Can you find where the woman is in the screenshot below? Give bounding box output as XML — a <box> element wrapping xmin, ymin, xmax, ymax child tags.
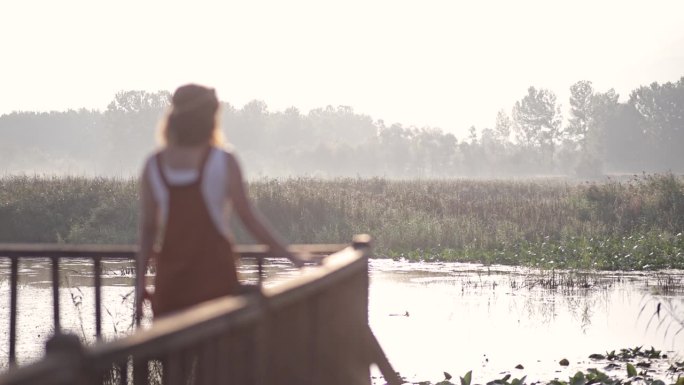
<box><xmin>135</xmin><ymin>84</ymin><xmax>303</xmax><ymax>319</ymax></box>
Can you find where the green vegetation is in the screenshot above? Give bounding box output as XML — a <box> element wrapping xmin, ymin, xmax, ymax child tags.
<box><xmin>1</xmin><ymin>174</ymin><xmax>683</xmax><ymax>270</ymax></box>
<box><xmin>0</xmin><ymin>176</ymin><xmax>138</xmax><ymax>244</ymax></box>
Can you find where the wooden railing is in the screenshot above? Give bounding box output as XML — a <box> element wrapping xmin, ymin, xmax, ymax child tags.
<box><xmin>0</xmin><ymin>242</ymin><xmax>344</xmax><ymax>366</ymax></box>
<box><xmin>0</xmin><ymin>236</ymin><xmax>401</xmax><ymax>385</ymax></box>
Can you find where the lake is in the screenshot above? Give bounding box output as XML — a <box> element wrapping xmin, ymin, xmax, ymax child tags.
<box><xmin>0</xmin><ymin>258</ymin><xmax>682</xmax><ymax>384</ymax></box>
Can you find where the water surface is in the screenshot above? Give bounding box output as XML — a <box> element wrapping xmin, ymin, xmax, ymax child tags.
<box><xmin>0</xmin><ymin>258</ymin><xmax>682</xmax><ymax>383</ymax></box>
<box><xmin>368</xmin><ymin>260</ymin><xmax>683</xmax><ymax>383</ymax></box>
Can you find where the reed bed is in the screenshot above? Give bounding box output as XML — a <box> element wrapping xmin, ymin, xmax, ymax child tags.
<box><xmin>1</xmin><ymin>174</ymin><xmax>683</xmax><ymax>270</ymax></box>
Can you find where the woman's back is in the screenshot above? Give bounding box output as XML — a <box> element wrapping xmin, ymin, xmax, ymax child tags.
<box><xmin>149</xmin><ymin>144</ymin><xmax>239</xmax><ymax>316</ymax></box>
<box><xmin>146</xmin><ymin>145</ymin><xmax>233</xmax><ymax>241</ymax></box>
<box><xmin>157</xmin><ymin>144</ymin><xmax>206</xmax><ymax>169</ymax></box>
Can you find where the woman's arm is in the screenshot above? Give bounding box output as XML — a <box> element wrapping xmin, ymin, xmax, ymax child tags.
<box><xmin>227</xmin><ymin>153</ymin><xmax>304</xmax><ymax>267</ymax></box>
<box><xmin>136</xmin><ymin>163</ymin><xmax>158</xmax><ymax>320</ymax></box>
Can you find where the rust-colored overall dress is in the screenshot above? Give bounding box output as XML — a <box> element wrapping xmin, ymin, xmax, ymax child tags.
<box><xmin>151</xmin><ymin>148</ymin><xmax>239</xmax><ymax>317</ymax></box>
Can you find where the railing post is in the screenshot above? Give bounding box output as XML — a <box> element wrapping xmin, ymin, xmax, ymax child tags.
<box><xmin>135</xmin><ymin>263</ymin><xmax>142</xmax><ymax>327</ymax></box>
<box><xmin>45</xmin><ymin>333</ymin><xmax>85</xmax><ymax>385</ymax></box>
<box><xmin>51</xmin><ymin>256</ymin><xmax>61</xmax><ymax>334</ymax></box>
<box><xmin>93</xmin><ymin>257</ymin><xmax>102</xmax><ymax>340</ymax></box>
<box><xmin>9</xmin><ymin>257</ymin><xmax>18</xmax><ymax>367</ymax></box>
<box><xmin>352</xmin><ymin>234</ymin><xmax>372</xmax><ymax>252</ymax></box>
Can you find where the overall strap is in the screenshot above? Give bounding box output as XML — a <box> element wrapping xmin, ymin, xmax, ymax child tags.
<box><xmin>155</xmin><ymin>151</ymin><xmax>170</xmax><ymax>188</ymax></box>
<box><xmin>196</xmin><ymin>146</ymin><xmax>213</xmax><ymax>184</ymax></box>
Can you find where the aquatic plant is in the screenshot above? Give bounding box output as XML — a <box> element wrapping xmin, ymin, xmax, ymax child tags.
<box><xmin>639</xmin><ymin>295</ymin><xmax>684</xmax><ymax>347</ymax></box>
<box><xmin>405</xmin><ymin>363</ymin><xmax>684</xmax><ymax>385</ymax></box>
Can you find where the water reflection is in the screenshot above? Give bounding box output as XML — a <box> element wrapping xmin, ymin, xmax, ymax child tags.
<box><xmin>0</xmin><ymin>258</ymin><xmax>682</xmax><ymax>383</ymax></box>
<box><xmin>367</xmin><ymin>260</ymin><xmax>683</xmax><ymax>383</ymax></box>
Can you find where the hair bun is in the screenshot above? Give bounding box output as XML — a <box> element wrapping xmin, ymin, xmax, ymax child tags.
<box><xmin>164</xmin><ymin>84</ymin><xmax>220</xmax><ymax>146</ymax></box>
<box><xmin>171</xmin><ymin>84</ymin><xmax>218</xmax><ymax>115</ymax></box>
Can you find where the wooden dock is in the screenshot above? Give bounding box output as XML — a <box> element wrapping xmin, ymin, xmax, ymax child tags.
<box><xmin>0</xmin><ymin>235</ymin><xmax>401</xmax><ymax>385</ymax></box>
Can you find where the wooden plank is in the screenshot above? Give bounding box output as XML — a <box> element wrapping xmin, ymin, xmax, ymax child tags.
<box><xmin>119</xmin><ymin>360</ymin><xmax>129</xmax><ymax>385</ymax></box>
<box><xmin>214</xmin><ymin>333</ymin><xmax>230</xmax><ymax>384</ymax></box>
<box><xmin>164</xmin><ymin>351</ymin><xmax>184</xmax><ymax>385</ymax></box>
<box><xmin>265</xmin><ymin>299</ymin><xmax>313</xmax><ymax>384</ymax></box>
<box><xmin>0</xmin><ymin>243</ymin><xmax>137</xmax><ymax>256</ymax></box>
<box><xmin>311</xmin><ymin>271</ymin><xmax>370</xmax><ymax>385</ymax></box>
<box><xmin>262</xmin><ymin>247</ymin><xmax>367</xmax><ymax>308</ymax></box>
<box><xmin>90</xmin><ymin>296</ymin><xmax>257</xmax><ymax>365</ymax></box>
<box><xmin>132</xmin><ymin>358</ymin><xmax>149</xmax><ymax>385</ymax></box>
<box><xmin>0</xmin><ymin>355</ymin><xmax>76</xmax><ymax>385</ymax></box>
<box><xmin>196</xmin><ymin>340</ymin><xmax>216</xmax><ymax>385</ymax></box>
<box><xmin>224</xmin><ymin>321</ymin><xmax>261</xmax><ymax>385</ymax></box>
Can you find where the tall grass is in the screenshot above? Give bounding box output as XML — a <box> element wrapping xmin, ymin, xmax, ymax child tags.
<box><xmin>1</xmin><ymin>174</ymin><xmax>683</xmax><ymax>270</ymax></box>
<box><xmin>0</xmin><ymin>176</ymin><xmax>137</xmax><ymax>243</ymax></box>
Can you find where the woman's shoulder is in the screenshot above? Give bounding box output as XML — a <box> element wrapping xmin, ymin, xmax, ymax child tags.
<box><xmin>213</xmin><ymin>143</ymin><xmax>235</xmax><ymax>155</ymax></box>
<box><xmin>141</xmin><ymin>151</ymin><xmax>161</xmax><ymax>175</ymax></box>
<box><xmin>211</xmin><ymin>145</ymin><xmax>238</xmax><ymax>163</ymax></box>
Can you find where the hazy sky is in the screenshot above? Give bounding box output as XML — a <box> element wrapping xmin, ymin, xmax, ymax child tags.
<box><xmin>1</xmin><ymin>0</ymin><xmax>683</xmax><ymax>137</ymax></box>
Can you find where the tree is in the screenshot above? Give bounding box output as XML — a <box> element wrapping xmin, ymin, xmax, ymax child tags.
<box><xmin>601</xmin><ymin>103</ymin><xmax>646</xmax><ymax>172</ymax></box>
<box><xmin>566</xmin><ymin>80</ymin><xmax>594</xmax><ymax>146</ymax></box>
<box><xmin>494</xmin><ymin>109</ymin><xmax>512</xmax><ymax>145</ymax></box>
<box><xmin>106</xmin><ymin>90</ymin><xmax>170</xmax><ymax>114</ymax></box>
<box><xmin>411</xmin><ymin>127</ymin><xmax>457</xmax><ymax>177</ymax></box>
<box><xmin>511</xmin><ymin>87</ymin><xmax>562</xmax><ymax>171</ymax></box>
<box><xmin>566</xmin><ymin>82</ymin><xmax>619</xmax><ymax>177</ymax></box>
<box><xmin>377</xmin><ymin>123</ymin><xmax>413</xmax><ymax>176</ymax></box>
<box><xmin>512</xmin><ymin>87</ymin><xmax>562</xmax><ymax>148</ymax></box>
<box><xmin>629</xmin><ymin>77</ymin><xmax>684</xmax><ymax>171</ymax></box>
<box><xmin>307</xmin><ymin>105</ymin><xmax>376</xmax><ymax>147</ymax></box>
<box><xmin>104</xmin><ymin>90</ymin><xmax>171</xmax><ymax>172</ymax></box>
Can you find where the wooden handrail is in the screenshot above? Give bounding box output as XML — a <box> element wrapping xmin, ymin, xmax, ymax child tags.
<box><xmin>0</xmin><ymin>243</ymin><xmax>347</xmax><ymax>259</ymax></box>
<box><xmin>0</xmin><ymin>242</ymin><xmax>346</xmax><ymax>363</ymax></box>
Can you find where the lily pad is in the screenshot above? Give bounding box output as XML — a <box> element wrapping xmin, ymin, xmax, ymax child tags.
<box><xmin>626</xmin><ymin>363</ymin><xmax>637</xmax><ymax>378</ymax></box>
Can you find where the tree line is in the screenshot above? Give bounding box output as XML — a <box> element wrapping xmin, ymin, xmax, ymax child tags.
<box><xmin>1</xmin><ymin>77</ymin><xmax>682</xmax><ymax>178</ymax></box>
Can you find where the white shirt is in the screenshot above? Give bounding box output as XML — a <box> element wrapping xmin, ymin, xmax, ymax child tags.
<box><xmin>144</xmin><ymin>147</ymin><xmax>233</xmax><ymax>240</ymax></box>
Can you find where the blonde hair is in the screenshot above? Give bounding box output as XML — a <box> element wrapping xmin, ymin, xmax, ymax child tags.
<box><xmin>159</xmin><ymin>84</ymin><xmax>224</xmax><ymax>147</ymax></box>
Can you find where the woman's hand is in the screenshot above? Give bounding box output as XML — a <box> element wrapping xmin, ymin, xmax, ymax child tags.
<box><xmin>287</xmin><ymin>252</ymin><xmax>306</xmax><ymax>268</ymax></box>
